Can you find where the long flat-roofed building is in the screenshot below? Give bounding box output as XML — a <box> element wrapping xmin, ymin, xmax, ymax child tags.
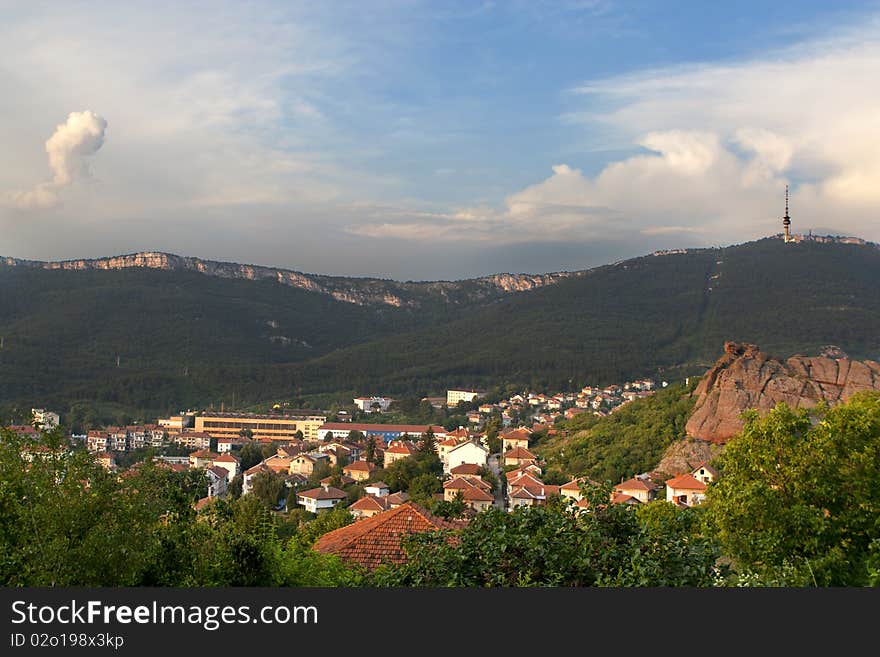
<box><xmin>194</xmin><ymin>411</ymin><xmax>327</xmax><ymax>442</ymax></box>
<box><xmin>317</xmin><ymin>422</ymin><xmax>447</xmax><ymax>444</ymax></box>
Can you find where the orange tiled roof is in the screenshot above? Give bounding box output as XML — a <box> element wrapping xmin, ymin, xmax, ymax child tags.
<box><xmin>449</xmin><ymin>463</ymin><xmax>482</xmax><ymax>476</ymax></box>
<box><xmin>349</xmin><ymin>495</ymin><xmax>389</xmax><ymax>513</ymax></box>
<box><xmin>314</xmin><ymin>502</ymin><xmax>465</xmax><ymax>570</ymax></box>
<box><xmin>298</xmin><ymin>486</ymin><xmax>348</xmax><ymax>500</ymax></box>
<box><xmin>344</xmin><ymin>460</ymin><xmax>377</xmax><ymax>472</ymax></box>
<box><xmin>615</xmin><ymin>477</ymin><xmax>660</xmax><ymax>492</ymax></box>
<box><xmin>504</xmin><ymin>446</ymin><xmax>537</xmax><ymax>460</ymax></box>
<box><xmin>665</xmin><ymin>473</ymin><xmax>707</xmax><ymax>491</ymax></box>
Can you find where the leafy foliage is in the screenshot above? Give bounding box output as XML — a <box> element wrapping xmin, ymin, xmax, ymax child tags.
<box><xmin>538</xmin><ymin>383</ymin><xmax>696</xmax><ymax>483</ymax></box>
<box><xmin>371</xmin><ymin>487</ymin><xmax>720</xmax><ymax>587</ymax></box>
<box><xmin>704</xmin><ymin>392</ymin><xmax>880</xmax><ymax>586</ymax></box>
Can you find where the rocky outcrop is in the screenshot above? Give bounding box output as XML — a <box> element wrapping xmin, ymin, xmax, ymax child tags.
<box><xmin>686</xmin><ymin>341</ymin><xmax>880</xmax><ymax>443</ymax></box>
<box><xmin>2</xmin><ymin>252</ymin><xmax>579</xmax><ymax>308</ymax></box>
<box><xmin>653</xmin><ymin>437</ymin><xmax>724</xmax><ymax>479</ymax></box>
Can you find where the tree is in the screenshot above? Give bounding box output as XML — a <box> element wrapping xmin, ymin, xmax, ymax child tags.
<box><xmin>704</xmin><ymin>393</ymin><xmax>880</xmax><ymax>586</ymax></box>
<box><xmin>364</xmin><ymin>436</ymin><xmax>378</xmax><ymax>464</ymax></box>
<box><xmin>251</xmin><ymin>470</ymin><xmax>285</xmax><ymax>509</ymax></box>
<box><xmin>418</xmin><ymin>427</ymin><xmax>436</xmax><ymax>456</ymax></box>
<box><xmin>371</xmin><ymin>487</ymin><xmax>718</xmax><ymax>587</ymax></box>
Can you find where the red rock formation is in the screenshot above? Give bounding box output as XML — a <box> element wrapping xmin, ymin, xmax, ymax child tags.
<box><xmin>686</xmin><ymin>342</ymin><xmax>880</xmax><ymax>443</ymax></box>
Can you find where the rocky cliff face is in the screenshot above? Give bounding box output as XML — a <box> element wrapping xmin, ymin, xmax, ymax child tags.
<box><xmin>2</xmin><ymin>252</ymin><xmax>579</xmax><ymax>308</ymax></box>
<box><xmin>685</xmin><ymin>341</ymin><xmax>880</xmax><ymax>443</ymax></box>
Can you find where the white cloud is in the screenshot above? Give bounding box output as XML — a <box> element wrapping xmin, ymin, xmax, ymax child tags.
<box><xmin>12</xmin><ymin>110</ymin><xmax>107</xmax><ymax>209</ymax></box>
<box><xmin>351</xmin><ymin>20</ymin><xmax>880</xmax><ymax>246</ymax></box>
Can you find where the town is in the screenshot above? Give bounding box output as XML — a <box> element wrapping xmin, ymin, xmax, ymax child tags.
<box><xmin>5</xmin><ymin>376</ymin><xmax>724</xmax><ymax>570</ymax></box>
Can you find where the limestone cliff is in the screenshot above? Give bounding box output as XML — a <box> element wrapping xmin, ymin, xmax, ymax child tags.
<box><xmin>1</xmin><ymin>252</ymin><xmax>580</xmax><ymax>308</ymax></box>
<box><xmin>685</xmin><ymin>341</ymin><xmax>880</xmax><ymax>443</ymax></box>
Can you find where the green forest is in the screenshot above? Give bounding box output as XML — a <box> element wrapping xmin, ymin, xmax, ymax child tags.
<box><xmin>3</xmin><ymin>391</ymin><xmax>879</xmax><ymax>587</ymax></box>
<box><xmin>2</xmin><ymin>238</ymin><xmax>880</xmax><ymax>423</ymax></box>
<box><xmin>537</xmin><ymin>382</ymin><xmax>697</xmax><ymax>484</ymax></box>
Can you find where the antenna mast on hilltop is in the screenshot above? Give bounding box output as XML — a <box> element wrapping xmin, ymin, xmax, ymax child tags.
<box><xmin>783</xmin><ymin>185</ymin><xmax>792</xmax><ymax>243</ymax></box>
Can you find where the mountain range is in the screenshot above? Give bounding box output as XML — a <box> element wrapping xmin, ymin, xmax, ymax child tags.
<box><xmin>2</xmin><ymin>235</ymin><xmax>879</xmax><ymax>420</ymax></box>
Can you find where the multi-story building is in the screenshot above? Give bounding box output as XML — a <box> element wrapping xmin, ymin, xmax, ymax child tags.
<box><xmin>194</xmin><ymin>411</ymin><xmax>327</xmax><ymax>442</ymax></box>
<box><xmin>353</xmin><ymin>397</ymin><xmax>394</xmax><ymax>413</ymax></box>
<box><xmin>317</xmin><ymin>423</ymin><xmax>446</xmax><ymax>443</ymax></box>
<box><xmin>446</xmin><ymin>389</ymin><xmax>485</xmax><ymax>407</ymax></box>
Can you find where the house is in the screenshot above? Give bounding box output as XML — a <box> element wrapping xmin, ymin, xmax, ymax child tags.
<box><xmin>383</xmin><ymin>440</ymin><xmax>419</xmax><ymax>467</ymax></box>
<box><xmin>443</xmin><ymin>477</ymin><xmax>494</xmax><ymax>512</ymax></box>
<box><xmin>449</xmin><ymin>462</ymin><xmax>485</xmax><ymax>483</ymax></box>
<box><xmin>86</xmin><ymin>430</ymin><xmax>109</xmax><ymax>452</ymax></box>
<box><xmin>320</xmin><ymin>474</ymin><xmax>357</xmax><ymax>487</ymax></box>
<box><xmin>349</xmin><ymin>495</ymin><xmax>389</xmax><ymax>519</ymax></box>
<box><xmin>296</xmin><ymin>484</ymin><xmax>348</xmax><ymax>513</ymax></box>
<box><xmin>343</xmin><ymin>459</ymin><xmax>377</xmax><ymax>482</ymax></box>
<box><xmin>665</xmin><ymin>473</ymin><xmax>708</xmax><ymax>507</ymax></box>
<box><xmin>189</xmin><ymin>449</ymin><xmax>218</xmax><ymax>469</ymax></box>
<box><xmin>216</xmin><ymin>437</ymin><xmax>235</xmax><ymax>453</ymax></box>
<box><xmin>691</xmin><ymin>462</ymin><xmax>718</xmax><ymax>484</ymax></box>
<box><xmin>507</xmin><ymin>470</ymin><xmax>558</xmax><ymax>510</ymax></box>
<box><xmin>610</xmin><ymin>492</ymin><xmax>642</xmax><ymax>505</ymax></box>
<box><xmin>444</xmin><ymin>439</ymin><xmax>489</xmax><ymax>474</ymax></box>
<box><xmin>467</xmin><ymin>411</ymin><xmax>482</xmax><ymax>424</ymax></box>
<box><xmin>364</xmin><ymin>481</ymin><xmax>390</xmax><ymax>497</ymax></box>
<box><xmin>503</xmin><ymin>445</ymin><xmax>538</xmax><ymax>468</ymax></box>
<box><xmin>436</xmin><ymin>436</ymin><xmax>463</xmax><ymax>465</ymax></box>
<box><xmin>313</xmin><ymin>502</ymin><xmax>465</xmax><ymax>570</ymax></box>
<box><xmin>205</xmin><ymin>466</ymin><xmax>229</xmax><ymax>498</ymax></box>
<box><xmin>263</xmin><ymin>453</ymin><xmax>293</xmax><ymax>474</ymax></box>
<box><xmin>614</xmin><ymin>476</ymin><xmax>660</xmax><ymax>504</ymax></box>
<box><xmin>385</xmin><ymin>491</ymin><xmax>410</xmax><ymax>508</ymax></box>
<box><xmin>212</xmin><ymin>453</ymin><xmax>241</xmax><ymax>481</ymax></box>
<box><xmin>560</xmin><ymin>477</ymin><xmax>594</xmax><ymax>502</ymax></box>
<box><xmin>501</xmin><ymin>428</ymin><xmax>531</xmax><ymax>453</ymax></box>
<box><xmin>289</xmin><ymin>452</ymin><xmax>327</xmax><ymax>476</ymax></box>
<box><xmin>242</xmin><ymin>463</ymin><xmax>270</xmax><ymax>495</ymax></box>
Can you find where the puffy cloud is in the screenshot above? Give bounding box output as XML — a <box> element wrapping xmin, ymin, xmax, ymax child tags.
<box><xmin>351</xmin><ymin>22</ymin><xmax>880</xmax><ymax>248</ymax></box>
<box><xmin>12</xmin><ymin>111</ymin><xmax>107</xmax><ymax>209</ymax></box>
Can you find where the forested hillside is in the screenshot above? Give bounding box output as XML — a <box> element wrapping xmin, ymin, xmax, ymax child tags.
<box><xmin>2</xmin><ymin>237</ymin><xmax>879</xmax><ymax>421</ymax></box>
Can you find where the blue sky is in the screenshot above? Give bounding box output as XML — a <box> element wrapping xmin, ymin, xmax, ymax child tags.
<box><xmin>2</xmin><ymin>1</ymin><xmax>880</xmax><ymax>279</ymax></box>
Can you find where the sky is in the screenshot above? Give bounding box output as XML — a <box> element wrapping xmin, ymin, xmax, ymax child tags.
<box><xmin>2</xmin><ymin>0</ymin><xmax>880</xmax><ymax>280</ymax></box>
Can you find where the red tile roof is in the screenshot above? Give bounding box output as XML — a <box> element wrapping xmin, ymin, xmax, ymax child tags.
<box><xmin>665</xmin><ymin>473</ymin><xmax>707</xmax><ymax>491</ymax></box>
<box><xmin>298</xmin><ymin>486</ymin><xmax>348</xmax><ymax>500</ymax></box>
<box><xmin>344</xmin><ymin>460</ymin><xmax>377</xmax><ymax>472</ymax></box>
<box><xmin>615</xmin><ymin>477</ymin><xmax>660</xmax><ymax>492</ymax></box>
<box><xmin>385</xmin><ymin>491</ymin><xmax>410</xmax><ymax>505</ymax></box>
<box><xmin>320</xmin><ymin>423</ymin><xmax>446</xmax><ymax>435</ymax></box>
<box><xmin>449</xmin><ymin>463</ymin><xmax>482</xmax><ymax>475</ymax></box>
<box><xmin>349</xmin><ymin>495</ymin><xmax>389</xmax><ymax>513</ymax></box>
<box><xmin>313</xmin><ymin>502</ymin><xmax>465</xmax><ymax>570</ymax></box>
<box><xmin>504</xmin><ymin>446</ymin><xmax>537</xmax><ymax>460</ymax></box>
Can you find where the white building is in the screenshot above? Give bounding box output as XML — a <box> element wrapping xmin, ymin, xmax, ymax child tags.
<box><xmin>353</xmin><ymin>397</ymin><xmax>394</xmax><ymax>413</ymax></box>
<box><xmin>446</xmin><ymin>389</ymin><xmax>484</xmax><ymax>407</ymax></box>
<box><xmin>297</xmin><ymin>485</ymin><xmax>348</xmax><ymax>513</ymax></box>
<box><xmin>205</xmin><ymin>466</ymin><xmax>229</xmax><ymax>498</ymax></box>
<box><xmin>212</xmin><ymin>453</ymin><xmax>240</xmax><ymax>482</ymax></box>
<box><xmin>444</xmin><ymin>439</ymin><xmax>489</xmax><ymax>474</ymax></box>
